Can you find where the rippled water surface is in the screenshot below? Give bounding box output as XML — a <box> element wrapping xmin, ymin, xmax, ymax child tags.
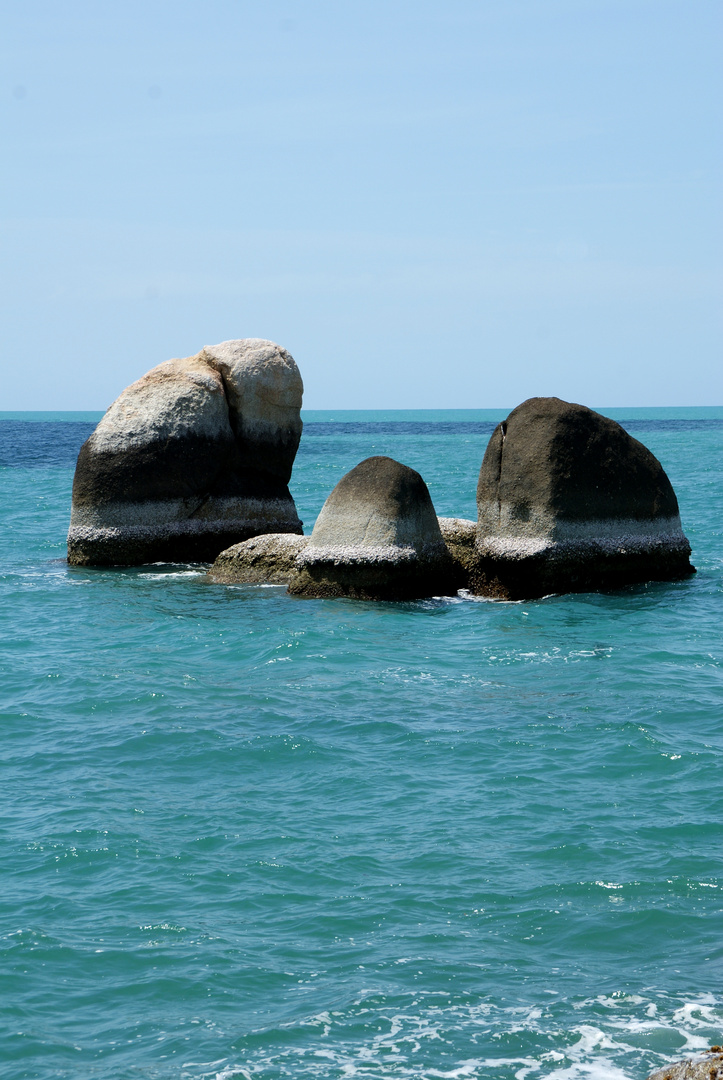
<box><xmin>1</xmin><ymin>409</ymin><xmax>722</xmax><ymax>1080</ymax></box>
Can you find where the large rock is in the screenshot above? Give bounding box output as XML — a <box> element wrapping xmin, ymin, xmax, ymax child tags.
<box><xmin>207</xmin><ymin>533</ymin><xmax>308</xmax><ymax>585</ymax></box>
<box><xmin>288</xmin><ymin>456</ymin><xmax>456</xmax><ymax>600</ymax></box>
<box><xmin>67</xmin><ymin>339</ymin><xmax>304</xmax><ymax>565</ymax></box>
<box><xmin>647</xmin><ymin>1052</ymin><xmax>723</xmax><ymax>1079</ymax></box>
<box><xmin>471</xmin><ymin>397</ymin><xmax>694</xmax><ymax>600</ymax></box>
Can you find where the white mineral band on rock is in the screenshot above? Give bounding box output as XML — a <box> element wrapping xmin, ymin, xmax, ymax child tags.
<box><xmin>299</xmin><ymin>540</ymin><xmax>448</xmax><ymax>565</ymax></box>
<box><xmin>551</xmin><ymin>513</ymin><xmax>685</xmax><ymax>543</ymax></box>
<box><xmin>69</xmin><ymin>497</ymin><xmax>299</xmax><ymax>529</ymax></box>
<box><xmin>477</xmin><ymin>504</ymin><xmax>686</xmax><ymax>542</ymax></box>
<box><xmin>69</xmin><ymin>517</ymin><xmax>299</xmax><ymax>545</ymax></box>
<box><xmin>477</xmin><ymin>519</ymin><xmax>691</xmax><ymax>560</ymax></box>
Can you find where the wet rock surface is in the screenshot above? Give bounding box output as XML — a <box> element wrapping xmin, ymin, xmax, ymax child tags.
<box><xmin>471</xmin><ymin>396</ymin><xmax>694</xmax><ymax>600</ymax></box>
<box><xmin>207</xmin><ymin>533</ymin><xmax>309</xmax><ymax>584</ymax></box>
<box><xmin>647</xmin><ymin>1052</ymin><xmax>723</xmax><ymax>1080</ymax></box>
<box><xmin>67</xmin><ymin>339</ymin><xmax>304</xmax><ymax>565</ymax></box>
<box><xmin>288</xmin><ymin>456</ymin><xmax>456</xmax><ymax>600</ymax></box>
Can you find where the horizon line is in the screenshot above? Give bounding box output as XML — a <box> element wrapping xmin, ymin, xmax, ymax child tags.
<box><xmin>2</xmin><ymin>404</ymin><xmax>723</xmax><ymax>416</ymax></box>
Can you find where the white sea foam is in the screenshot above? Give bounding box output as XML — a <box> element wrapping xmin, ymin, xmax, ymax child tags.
<box><xmin>137</xmin><ymin>569</ymin><xmax>206</xmax><ymax>579</ymax></box>
<box><xmin>200</xmin><ymin>992</ymin><xmax>723</xmax><ymax>1080</ymax></box>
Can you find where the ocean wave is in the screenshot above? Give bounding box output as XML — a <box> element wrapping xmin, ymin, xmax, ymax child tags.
<box><xmin>198</xmin><ymin>991</ymin><xmax>722</xmax><ymax>1080</ymax></box>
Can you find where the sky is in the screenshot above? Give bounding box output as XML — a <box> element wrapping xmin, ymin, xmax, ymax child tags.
<box><xmin>1</xmin><ymin>0</ymin><xmax>721</xmax><ymax>410</ymax></box>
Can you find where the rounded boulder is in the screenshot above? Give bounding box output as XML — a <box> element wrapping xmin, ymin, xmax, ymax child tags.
<box><xmin>472</xmin><ymin>396</ymin><xmax>694</xmax><ymax>599</ymax></box>
<box><xmin>288</xmin><ymin>456</ymin><xmax>456</xmax><ymax>600</ymax></box>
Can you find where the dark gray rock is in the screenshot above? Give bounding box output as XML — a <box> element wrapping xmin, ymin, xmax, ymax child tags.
<box><xmin>288</xmin><ymin>456</ymin><xmax>456</xmax><ymax>600</ymax></box>
<box><xmin>471</xmin><ymin>396</ymin><xmax>694</xmax><ymax>600</ymax></box>
<box><xmin>207</xmin><ymin>533</ymin><xmax>308</xmax><ymax>584</ymax></box>
<box><xmin>67</xmin><ymin>339</ymin><xmax>304</xmax><ymax>565</ymax></box>
<box><xmin>647</xmin><ymin>1052</ymin><xmax>723</xmax><ymax>1080</ymax></box>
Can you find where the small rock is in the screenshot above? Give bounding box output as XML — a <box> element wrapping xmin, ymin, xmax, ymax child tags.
<box><xmin>438</xmin><ymin>517</ymin><xmax>477</xmax><ymax>587</ymax></box>
<box><xmin>207</xmin><ymin>533</ymin><xmax>309</xmax><ymax>584</ymax></box>
<box><xmin>646</xmin><ymin>1051</ymin><xmax>723</xmax><ymax>1080</ymax></box>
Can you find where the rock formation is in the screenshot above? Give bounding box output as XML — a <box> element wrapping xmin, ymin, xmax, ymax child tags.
<box><xmin>646</xmin><ymin>1051</ymin><xmax>723</xmax><ymax>1080</ymax></box>
<box><xmin>471</xmin><ymin>396</ymin><xmax>694</xmax><ymax>600</ymax></box>
<box><xmin>67</xmin><ymin>339</ymin><xmax>304</xmax><ymax>565</ymax></box>
<box><xmin>208</xmin><ymin>518</ymin><xmax>476</xmax><ymax>590</ymax></box>
<box><xmin>288</xmin><ymin>456</ymin><xmax>456</xmax><ymax>600</ymax></box>
<box><xmin>207</xmin><ymin>533</ymin><xmax>308</xmax><ymax>585</ymax></box>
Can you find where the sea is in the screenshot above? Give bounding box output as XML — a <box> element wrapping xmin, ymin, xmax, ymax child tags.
<box><xmin>1</xmin><ymin>408</ymin><xmax>722</xmax><ymax>1080</ymax></box>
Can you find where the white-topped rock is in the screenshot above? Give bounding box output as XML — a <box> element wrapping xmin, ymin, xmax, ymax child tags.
<box><xmin>68</xmin><ymin>339</ymin><xmax>304</xmax><ymax>566</ymax></box>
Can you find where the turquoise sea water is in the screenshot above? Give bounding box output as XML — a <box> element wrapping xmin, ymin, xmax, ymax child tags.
<box><xmin>1</xmin><ymin>409</ymin><xmax>722</xmax><ymax>1080</ymax></box>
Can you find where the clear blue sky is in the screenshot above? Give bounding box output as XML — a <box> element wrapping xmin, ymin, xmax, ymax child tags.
<box><xmin>1</xmin><ymin>0</ymin><xmax>721</xmax><ymax>409</ymax></box>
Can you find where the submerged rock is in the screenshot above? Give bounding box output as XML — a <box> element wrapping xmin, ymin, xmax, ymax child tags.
<box><xmin>288</xmin><ymin>456</ymin><xmax>456</xmax><ymax>600</ymax></box>
<box><xmin>471</xmin><ymin>396</ymin><xmax>694</xmax><ymax>600</ymax></box>
<box><xmin>207</xmin><ymin>533</ymin><xmax>308</xmax><ymax>584</ymax></box>
<box><xmin>647</xmin><ymin>1051</ymin><xmax>723</xmax><ymax>1080</ymax></box>
<box><xmin>67</xmin><ymin>339</ymin><xmax>304</xmax><ymax>566</ymax></box>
